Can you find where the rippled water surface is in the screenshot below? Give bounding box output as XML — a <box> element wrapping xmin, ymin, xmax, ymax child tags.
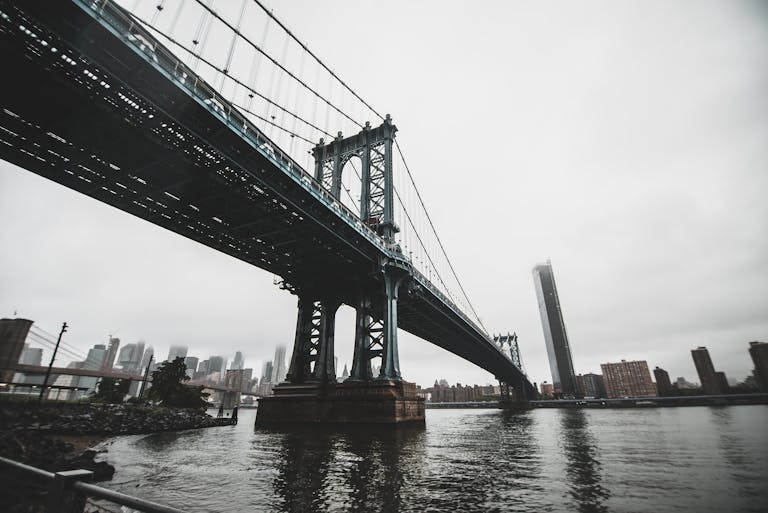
<box><xmin>97</xmin><ymin>406</ymin><xmax>768</xmax><ymax>512</ymax></box>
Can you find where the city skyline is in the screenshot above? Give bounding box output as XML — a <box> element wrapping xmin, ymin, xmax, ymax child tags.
<box><xmin>1</xmin><ymin>0</ymin><xmax>766</xmax><ymax>388</ymax></box>
<box><xmin>4</xmin><ymin>314</ymin><xmax>763</xmax><ymax>390</ymax></box>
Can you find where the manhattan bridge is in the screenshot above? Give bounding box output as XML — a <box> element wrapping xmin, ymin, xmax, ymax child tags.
<box><xmin>0</xmin><ymin>0</ymin><xmax>535</xmax><ymax>421</ymax></box>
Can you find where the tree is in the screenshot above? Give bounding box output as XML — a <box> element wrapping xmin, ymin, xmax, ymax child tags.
<box><xmin>92</xmin><ymin>378</ymin><xmax>130</xmax><ymax>403</ymax></box>
<box><xmin>147</xmin><ymin>357</ymin><xmax>209</xmax><ymax>409</ymax></box>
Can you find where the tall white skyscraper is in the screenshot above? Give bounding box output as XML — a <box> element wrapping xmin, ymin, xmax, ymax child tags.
<box><xmin>271</xmin><ymin>345</ymin><xmax>287</xmax><ymax>384</ymax></box>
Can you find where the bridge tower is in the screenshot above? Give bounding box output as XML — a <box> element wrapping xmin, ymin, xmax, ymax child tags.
<box><xmin>259</xmin><ymin>116</ymin><xmax>424</xmax><ymax>424</ymax></box>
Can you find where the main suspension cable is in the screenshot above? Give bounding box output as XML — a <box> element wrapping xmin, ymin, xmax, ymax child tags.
<box><xmin>395</xmin><ymin>140</ymin><xmax>487</xmax><ymax>332</ymax></box>
<box><xmin>126</xmin><ymin>11</ymin><xmax>333</xmax><ymax>139</ymax></box>
<box><xmin>251</xmin><ymin>0</ymin><xmax>384</xmax><ymax>123</ymax></box>
<box><xmin>190</xmin><ymin>0</ymin><xmax>363</xmax><ymax>129</ymax></box>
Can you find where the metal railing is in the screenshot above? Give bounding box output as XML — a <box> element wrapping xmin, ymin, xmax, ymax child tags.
<box><xmin>0</xmin><ymin>455</ymin><xmax>185</xmax><ymax>513</ymax></box>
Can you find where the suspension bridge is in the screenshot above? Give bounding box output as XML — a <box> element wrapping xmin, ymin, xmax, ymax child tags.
<box><xmin>0</xmin><ymin>0</ymin><xmax>535</xmax><ymax>422</ymax></box>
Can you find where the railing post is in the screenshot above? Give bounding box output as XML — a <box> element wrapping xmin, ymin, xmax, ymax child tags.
<box><xmin>46</xmin><ymin>469</ymin><xmax>93</xmax><ymax>513</ymax></box>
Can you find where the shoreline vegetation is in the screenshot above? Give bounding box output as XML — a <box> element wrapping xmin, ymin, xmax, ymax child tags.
<box><xmin>0</xmin><ymin>399</ymin><xmax>232</xmax><ymax>512</ymax></box>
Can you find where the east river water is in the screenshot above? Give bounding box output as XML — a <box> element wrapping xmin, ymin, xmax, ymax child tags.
<box><xmin>95</xmin><ymin>406</ymin><xmax>768</xmax><ymax>513</ymax></box>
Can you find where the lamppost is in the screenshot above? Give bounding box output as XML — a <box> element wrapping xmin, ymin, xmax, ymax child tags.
<box><xmin>38</xmin><ymin>322</ymin><xmax>68</xmax><ymax>401</ymax></box>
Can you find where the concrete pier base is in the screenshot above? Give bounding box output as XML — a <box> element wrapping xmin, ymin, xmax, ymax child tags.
<box><xmin>256</xmin><ymin>380</ymin><xmax>425</xmax><ymax>425</ymax></box>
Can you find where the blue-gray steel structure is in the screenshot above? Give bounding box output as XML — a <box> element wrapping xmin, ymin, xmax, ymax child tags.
<box><xmin>0</xmin><ymin>0</ymin><xmax>535</xmax><ymax>399</ymax></box>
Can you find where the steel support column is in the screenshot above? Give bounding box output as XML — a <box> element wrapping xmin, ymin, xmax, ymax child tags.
<box><xmin>313</xmin><ymin>299</ymin><xmax>341</xmax><ymax>382</ymax></box>
<box><xmin>286</xmin><ymin>294</ymin><xmax>340</xmax><ymax>384</ymax></box>
<box><xmin>347</xmin><ymin>265</ymin><xmax>408</xmax><ymax>382</ymax></box>
<box><xmin>348</xmin><ymin>295</ymin><xmax>382</xmax><ymax>381</ymax></box>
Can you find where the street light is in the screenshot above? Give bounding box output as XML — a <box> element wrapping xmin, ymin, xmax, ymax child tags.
<box><xmin>38</xmin><ymin>322</ymin><xmax>68</xmax><ymax>401</ymax></box>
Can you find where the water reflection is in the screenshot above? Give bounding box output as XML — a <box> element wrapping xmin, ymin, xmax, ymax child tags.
<box><xmin>559</xmin><ymin>410</ymin><xmax>610</xmax><ymax>512</ymax></box>
<box><xmin>269</xmin><ymin>425</ymin><xmax>425</xmax><ymax>513</ymax></box>
<box><xmin>346</xmin><ymin>427</ymin><xmax>424</xmax><ymax>512</ymax></box>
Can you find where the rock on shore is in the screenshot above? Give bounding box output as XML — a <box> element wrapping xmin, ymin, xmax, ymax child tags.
<box><xmin>0</xmin><ymin>401</ymin><xmax>231</xmax><ymax>436</ymax></box>
<box><xmin>0</xmin><ymin>401</ymin><xmax>232</xmax><ymax>512</ymax></box>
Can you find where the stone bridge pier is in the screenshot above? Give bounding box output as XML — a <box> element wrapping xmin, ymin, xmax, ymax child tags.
<box><xmin>256</xmin><ymin>260</ymin><xmax>425</xmax><ymax>425</ymax></box>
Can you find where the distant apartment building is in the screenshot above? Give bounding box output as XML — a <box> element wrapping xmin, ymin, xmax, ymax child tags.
<box><xmin>18</xmin><ymin>343</ymin><xmax>43</xmax><ymax>366</ymax></box>
<box><xmin>222</xmin><ymin>369</ymin><xmax>244</xmax><ymax>408</ymax></box>
<box><xmin>140</xmin><ymin>346</ymin><xmax>154</xmax><ymax>371</ymax></box>
<box><xmin>207</xmin><ymin>356</ymin><xmax>226</xmax><ymax>381</ymax></box>
<box><xmin>748</xmin><ymin>341</ymin><xmax>768</xmax><ymax>392</ymax></box>
<box><xmin>232</xmin><ymin>351</ymin><xmax>245</xmax><ymax>370</ymax></box>
<box><xmin>75</xmin><ymin>344</ymin><xmax>108</xmax><ymax>396</ymax></box>
<box><xmin>271</xmin><ymin>346</ymin><xmax>287</xmax><ymax>384</ymax></box>
<box><xmin>600</xmin><ymin>360</ymin><xmax>657</xmax><ymax>398</ymax></box>
<box><xmin>261</xmin><ymin>361</ymin><xmax>273</xmax><ymax>384</ymax></box>
<box><xmin>539</xmin><ymin>382</ymin><xmax>555</xmax><ymax>397</ymax></box>
<box><xmin>575</xmin><ymin>373</ymin><xmax>606</xmax><ymax>398</ymax></box>
<box><xmin>653</xmin><ymin>366</ymin><xmax>673</xmax><ymax>396</ymax></box>
<box><xmin>184</xmin><ymin>356</ymin><xmax>199</xmax><ymax>378</ymax></box>
<box><xmin>167</xmin><ymin>345</ymin><xmax>188</xmax><ymax>362</ymax></box>
<box><xmin>14</xmin><ymin>343</ymin><xmax>44</xmax><ymax>386</ymax></box>
<box><xmin>674</xmin><ymin>376</ymin><xmax>697</xmax><ymax>389</ymax></box>
<box><xmin>0</xmin><ymin>318</ymin><xmax>34</xmax><ymax>383</ymax></box>
<box><xmin>533</xmin><ymin>260</ymin><xmax>577</xmax><ymax>397</ymax></box>
<box><xmin>196</xmin><ymin>359</ymin><xmax>209</xmax><ymax>379</ymax></box>
<box><xmin>428</xmin><ymin>381</ymin><xmax>497</xmax><ymax>402</ymax></box>
<box><xmin>117</xmin><ymin>341</ymin><xmax>145</xmax><ymax>373</ymax></box>
<box><xmin>241</xmin><ymin>368</ymin><xmax>253</xmax><ymax>391</ymax></box>
<box><xmin>102</xmin><ymin>337</ymin><xmax>120</xmax><ymax>371</ymax></box>
<box><xmin>691</xmin><ymin>347</ymin><xmax>728</xmax><ymax>395</ymax></box>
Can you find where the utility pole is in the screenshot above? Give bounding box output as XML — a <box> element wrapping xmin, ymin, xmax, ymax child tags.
<box><xmin>39</xmin><ymin>322</ymin><xmax>68</xmax><ymax>401</ymax></box>
<box><xmin>138</xmin><ymin>354</ymin><xmax>154</xmax><ymax>401</ymax></box>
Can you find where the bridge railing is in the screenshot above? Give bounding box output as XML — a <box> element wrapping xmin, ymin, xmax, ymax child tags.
<box><xmin>84</xmin><ymin>0</ymin><xmax>389</xmax><ymax>254</ymax></box>
<box><xmin>0</xmin><ymin>455</ymin><xmax>184</xmax><ymax>513</ymax></box>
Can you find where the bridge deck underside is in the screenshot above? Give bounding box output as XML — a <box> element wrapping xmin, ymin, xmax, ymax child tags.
<box><xmin>0</xmin><ymin>0</ymin><xmax>534</xmax><ymax>396</ymax></box>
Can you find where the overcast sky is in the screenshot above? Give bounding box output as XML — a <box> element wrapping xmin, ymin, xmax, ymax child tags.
<box><xmin>1</xmin><ymin>0</ymin><xmax>766</xmax><ymax>388</ymax></box>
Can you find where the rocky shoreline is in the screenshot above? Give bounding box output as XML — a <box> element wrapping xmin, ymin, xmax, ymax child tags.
<box><xmin>0</xmin><ymin>401</ymin><xmax>233</xmax><ymax>512</ymax></box>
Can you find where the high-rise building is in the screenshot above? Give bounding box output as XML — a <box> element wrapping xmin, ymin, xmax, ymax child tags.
<box><xmin>18</xmin><ymin>344</ymin><xmax>43</xmax><ymax>366</ymax></box>
<box><xmin>533</xmin><ymin>260</ymin><xmax>577</xmax><ymax>396</ymax></box>
<box><xmin>261</xmin><ymin>361</ymin><xmax>273</xmax><ymax>384</ymax></box>
<box><xmin>691</xmin><ymin>347</ymin><xmax>728</xmax><ymax>395</ymax></box>
<box><xmin>184</xmin><ymin>356</ymin><xmax>199</xmax><ymax>378</ymax></box>
<box><xmin>540</xmin><ymin>382</ymin><xmax>554</xmax><ymax>397</ymax></box>
<box><xmin>601</xmin><ymin>360</ymin><xmax>657</xmax><ymax>398</ymax></box>
<box><xmin>83</xmin><ymin>344</ymin><xmax>107</xmax><ymax>370</ymax></box>
<box><xmin>0</xmin><ymin>318</ymin><xmax>34</xmax><ymax>383</ymax></box>
<box><xmin>575</xmin><ymin>373</ymin><xmax>606</xmax><ymax>398</ymax></box>
<box><xmin>748</xmin><ymin>341</ymin><xmax>768</xmax><ymax>392</ymax></box>
<box><xmin>207</xmin><ymin>356</ymin><xmax>226</xmax><ymax>380</ymax></box>
<box><xmin>271</xmin><ymin>345</ymin><xmax>287</xmax><ymax>384</ymax></box>
<box><xmin>223</xmin><ymin>369</ymin><xmax>244</xmax><ymax>408</ymax></box>
<box><xmin>232</xmin><ymin>351</ymin><xmax>245</xmax><ymax>370</ymax></box>
<box><xmin>102</xmin><ymin>337</ymin><xmax>120</xmax><ymax>371</ymax></box>
<box><xmin>15</xmin><ymin>343</ymin><xmax>45</xmax><ymax>386</ymax></box>
<box><xmin>167</xmin><ymin>345</ymin><xmax>188</xmax><ymax>362</ymax></box>
<box><xmin>117</xmin><ymin>341</ymin><xmax>145</xmax><ymax>373</ymax></box>
<box><xmin>653</xmin><ymin>366</ymin><xmax>673</xmax><ymax>396</ymax></box>
<box><xmin>140</xmin><ymin>346</ymin><xmax>154</xmax><ymax>371</ymax></box>
<box><xmin>71</xmin><ymin>344</ymin><xmax>109</xmax><ymax>398</ymax></box>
